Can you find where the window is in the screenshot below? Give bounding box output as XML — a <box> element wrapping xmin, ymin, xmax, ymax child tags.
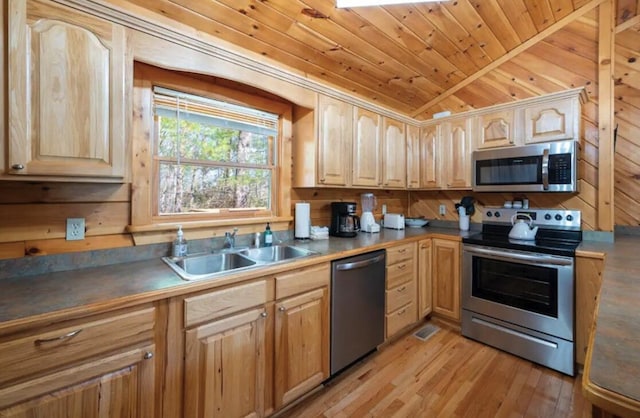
<box><xmin>152</xmin><ymin>87</ymin><xmax>278</xmax><ymax>217</ymax></box>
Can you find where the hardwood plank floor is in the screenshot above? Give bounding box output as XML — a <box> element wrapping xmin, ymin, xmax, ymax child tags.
<box><xmin>278</xmin><ymin>322</ymin><xmax>591</xmax><ymax>418</ymax></box>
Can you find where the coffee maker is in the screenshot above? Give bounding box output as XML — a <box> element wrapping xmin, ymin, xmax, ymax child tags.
<box><xmin>329</xmin><ymin>202</ymin><xmax>360</xmax><ymax>237</ymax></box>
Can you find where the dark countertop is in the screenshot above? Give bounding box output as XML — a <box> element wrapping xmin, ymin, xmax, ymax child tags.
<box><xmin>0</xmin><ymin>226</ymin><xmax>467</xmax><ymax>334</ymax></box>
<box><xmin>578</xmin><ymin>236</ymin><xmax>640</xmax><ymax>416</ymax></box>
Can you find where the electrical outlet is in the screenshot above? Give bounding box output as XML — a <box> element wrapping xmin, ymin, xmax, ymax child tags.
<box><xmin>439</xmin><ymin>204</ymin><xmax>446</xmax><ymax>216</ymax></box>
<box><xmin>381</xmin><ymin>204</ymin><xmax>387</xmax><ymax>215</ymax></box>
<box><xmin>66</xmin><ymin>218</ymin><xmax>85</xmax><ymax>240</ymax></box>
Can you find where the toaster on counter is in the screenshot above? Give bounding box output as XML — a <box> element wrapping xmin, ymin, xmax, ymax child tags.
<box><xmin>383</xmin><ymin>213</ymin><xmax>405</xmax><ymax>230</ymax></box>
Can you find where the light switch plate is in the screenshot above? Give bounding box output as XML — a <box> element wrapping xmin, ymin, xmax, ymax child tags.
<box><xmin>66</xmin><ymin>218</ymin><xmax>85</xmax><ymax>240</ymax></box>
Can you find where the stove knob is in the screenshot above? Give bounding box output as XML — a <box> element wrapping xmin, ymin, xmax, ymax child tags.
<box><xmin>486</xmin><ymin>211</ymin><xmax>492</xmax><ymax>217</ymax></box>
<box><xmin>555</xmin><ymin>214</ymin><xmax>563</xmax><ymax>221</ymax></box>
<box><xmin>494</xmin><ymin>211</ymin><xmax>501</xmax><ymax>218</ymax></box>
<box><xmin>566</xmin><ymin>214</ymin><xmax>574</xmax><ymax>221</ymax></box>
<box><xmin>544</xmin><ymin>214</ymin><xmax>552</xmax><ymax>220</ymax></box>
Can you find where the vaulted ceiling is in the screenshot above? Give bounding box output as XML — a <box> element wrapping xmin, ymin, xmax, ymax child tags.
<box><xmin>122</xmin><ymin>0</ymin><xmax>629</xmax><ymax>119</ymax></box>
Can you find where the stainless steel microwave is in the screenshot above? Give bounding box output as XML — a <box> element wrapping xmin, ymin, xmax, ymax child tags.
<box><xmin>472</xmin><ymin>140</ymin><xmax>577</xmax><ymax>192</ymax></box>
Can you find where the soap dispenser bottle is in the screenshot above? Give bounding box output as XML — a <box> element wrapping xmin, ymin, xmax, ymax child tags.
<box><xmin>264</xmin><ymin>222</ymin><xmax>273</xmax><ymax>247</ymax></box>
<box><xmin>172</xmin><ymin>226</ymin><xmax>188</xmax><ymax>257</ymax></box>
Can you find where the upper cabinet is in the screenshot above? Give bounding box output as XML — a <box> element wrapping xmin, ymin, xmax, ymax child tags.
<box><xmin>441</xmin><ymin>118</ymin><xmax>472</xmax><ymax>189</ymax></box>
<box><xmin>352</xmin><ymin>108</ymin><xmax>382</xmax><ymax>188</ymax></box>
<box><xmin>7</xmin><ymin>0</ymin><xmax>128</xmax><ymax>181</ymax></box>
<box><xmin>523</xmin><ymin>98</ymin><xmax>579</xmax><ymax>144</ymax></box>
<box><xmin>475</xmin><ymin>109</ymin><xmax>517</xmax><ymax>149</ymax></box>
<box><xmin>316</xmin><ymin>95</ymin><xmax>352</xmax><ymax>186</ymax></box>
<box><xmin>381</xmin><ymin>117</ymin><xmax>406</xmax><ymax>189</ymax></box>
<box><xmin>419</xmin><ymin>124</ymin><xmax>440</xmax><ymax>189</ymax></box>
<box><xmin>406</xmin><ymin>124</ymin><xmax>421</xmax><ymax>189</ymax></box>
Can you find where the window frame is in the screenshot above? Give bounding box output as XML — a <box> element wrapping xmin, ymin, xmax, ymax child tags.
<box><xmin>131</xmin><ymin>62</ymin><xmax>293</xmax><ymax>229</ymax></box>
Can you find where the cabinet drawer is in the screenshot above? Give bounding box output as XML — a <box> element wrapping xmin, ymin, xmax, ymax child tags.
<box><xmin>386</xmin><ymin>243</ymin><xmax>415</xmax><ymax>265</ymax></box>
<box><xmin>275</xmin><ymin>263</ymin><xmax>330</xmax><ymax>300</ymax></box>
<box><xmin>0</xmin><ymin>307</ymin><xmax>155</xmax><ymax>386</ymax></box>
<box><xmin>185</xmin><ymin>279</ymin><xmax>268</xmax><ymax>327</ymax></box>
<box><xmin>386</xmin><ymin>259</ymin><xmax>415</xmax><ymax>289</ymax></box>
<box><xmin>386</xmin><ymin>302</ymin><xmax>417</xmax><ymax>338</ymax></box>
<box><xmin>386</xmin><ymin>281</ymin><xmax>415</xmax><ymax>314</ymax></box>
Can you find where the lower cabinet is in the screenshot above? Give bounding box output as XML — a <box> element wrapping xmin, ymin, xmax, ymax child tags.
<box><xmin>432</xmin><ymin>238</ymin><xmax>461</xmax><ymax>322</ymax></box>
<box><xmin>575</xmin><ymin>253</ymin><xmax>605</xmax><ymax>365</ymax></box>
<box><xmin>0</xmin><ymin>306</ymin><xmax>158</xmax><ymax>418</ymax></box>
<box><xmin>417</xmin><ymin>238</ymin><xmax>433</xmax><ymax>318</ymax></box>
<box><xmin>385</xmin><ymin>242</ymin><xmax>418</xmax><ymax>339</ymax></box>
<box><xmin>182</xmin><ymin>262</ymin><xmax>330</xmax><ymax>418</ymax></box>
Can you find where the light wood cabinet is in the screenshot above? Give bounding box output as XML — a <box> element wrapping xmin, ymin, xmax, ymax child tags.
<box><xmin>0</xmin><ymin>307</ymin><xmax>157</xmax><ymax>417</ymax></box>
<box><xmin>432</xmin><ymin>238</ymin><xmax>461</xmax><ymax>322</ymax></box>
<box><xmin>524</xmin><ymin>98</ymin><xmax>579</xmax><ymax>144</ymax></box>
<box><xmin>475</xmin><ymin>109</ymin><xmax>516</xmax><ymax>149</ymax></box>
<box><xmin>419</xmin><ymin>124</ymin><xmax>440</xmax><ymax>189</ymax></box>
<box><xmin>406</xmin><ymin>124</ymin><xmax>421</xmax><ymax>189</ymax></box>
<box><xmin>575</xmin><ymin>253</ymin><xmax>605</xmax><ymax>366</ymax></box>
<box><xmin>381</xmin><ymin>117</ymin><xmax>407</xmax><ymax>188</ymax></box>
<box><xmin>7</xmin><ymin>0</ymin><xmax>127</xmax><ymax>180</ymax></box>
<box><xmin>385</xmin><ymin>242</ymin><xmax>418</xmax><ymax>339</ymax></box>
<box><xmin>352</xmin><ymin>108</ymin><xmax>382</xmax><ymax>187</ymax></box>
<box><xmin>418</xmin><ymin>239</ymin><xmax>433</xmax><ymax>318</ymax></box>
<box><xmin>183</xmin><ymin>279</ymin><xmax>271</xmax><ymax>418</ymax></box>
<box><xmin>317</xmin><ymin>95</ymin><xmax>352</xmax><ymax>186</ymax></box>
<box><xmin>441</xmin><ymin>118</ymin><xmax>472</xmax><ymax>189</ymax></box>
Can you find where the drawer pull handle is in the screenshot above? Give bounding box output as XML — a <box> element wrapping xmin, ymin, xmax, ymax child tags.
<box><xmin>11</xmin><ymin>164</ymin><xmax>25</xmax><ymax>170</ymax></box>
<box><xmin>34</xmin><ymin>329</ymin><xmax>82</xmax><ymax>345</ymax></box>
<box><xmin>397</xmin><ymin>286</ymin><xmax>407</xmax><ymax>292</ymax></box>
<box><xmin>261</xmin><ymin>312</ymin><xmax>268</xmax><ymax>317</ymax></box>
<box><xmin>398</xmin><ymin>264</ymin><xmax>406</xmax><ymax>270</ymax></box>
<box><xmin>144</xmin><ymin>351</ymin><xmax>154</xmax><ymax>360</ymax></box>
<box><xmin>398</xmin><ymin>249</ymin><xmax>407</xmax><ymax>253</ymax></box>
<box><xmin>397</xmin><ymin>309</ymin><xmax>406</xmax><ymax>316</ymax></box>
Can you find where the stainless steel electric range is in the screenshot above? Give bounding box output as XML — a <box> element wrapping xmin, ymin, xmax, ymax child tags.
<box><xmin>461</xmin><ymin>207</ymin><xmax>582</xmax><ymax>376</ymax></box>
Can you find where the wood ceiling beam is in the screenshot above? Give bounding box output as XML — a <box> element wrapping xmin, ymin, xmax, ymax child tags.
<box><xmin>615</xmin><ymin>14</ymin><xmax>640</xmax><ymax>32</ymax></box>
<box><xmin>410</xmin><ymin>0</ymin><xmax>608</xmax><ymax>118</ymax></box>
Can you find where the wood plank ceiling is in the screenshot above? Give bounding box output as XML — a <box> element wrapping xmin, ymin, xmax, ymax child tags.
<box><xmin>123</xmin><ymin>0</ymin><xmax>593</xmax><ymax>118</ymax></box>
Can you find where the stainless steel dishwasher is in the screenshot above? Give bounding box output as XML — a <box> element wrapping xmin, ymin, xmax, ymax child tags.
<box><xmin>330</xmin><ymin>249</ymin><xmax>386</xmax><ymax>376</ymax></box>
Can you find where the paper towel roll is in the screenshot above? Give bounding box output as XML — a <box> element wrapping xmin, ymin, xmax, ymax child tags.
<box><xmin>295</xmin><ymin>203</ymin><xmax>311</xmax><ymax>239</ymax></box>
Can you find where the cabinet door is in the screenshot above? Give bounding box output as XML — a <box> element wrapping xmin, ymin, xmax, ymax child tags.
<box><xmin>0</xmin><ymin>345</ymin><xmax>156</xmax><ymax>418</ymax></box>
<box><xmin>476</xmin><ymin>110</ymin><xmax>516</xmax><ymax>149</ymax></box>
<box><xmin>184</xmin><ymin>306</ymin><xmax>269</xmax><ymax>418</ymax></box>
<box><xmin>420</xmin><ymin>124</ymin><xmax>440</xmax><ymax>188</ymax></box>
<box><xmin>418</xmin><ymin>239</ymin><xmax>433</xmax><ymax>318</ymax></box>
<box><xmin>524</xmin><ymin>98</ymin><xmax>577</xmax><ymax>143</ymax></box>
<box><xmin>274</xmin><ymin>287</ymin><xmax>329</xmax><ymax>409</ymax></box>
<box><xmin>381</xmin><ymin>117</ymin><xmax>406</xmax><ymax>188</ymax></box>
<box><xmin>575</xmin><ymin>255</ymin><xmax>605</xmax><ymax>366</ymax></box>
<box><xmin>7</xmin><ymin>0</ymin><xmax>126</xmax><ymax>179</ymax></box>
<box><xmin>352</xmin><ymin>108</ymin><xmax>382</xmax><ymax>187</ymax></box>
<box><xmin>432</xmin><ymin>238</ymin><xmax>461</xmax><ymax>321</ymax></box>
<box><xmin>442</xmin><ymin>119</ymin><xmax>471</xmax><ymax>189</ymax></box>
<box><xmin>406</xmin><ymin>124</ymin><xmax>421</xmax><ymax>189</ymax></box>
<box><xmin>317</xmin><ymin>95</ymin><xmax>351</xmax><ymax>186</ymax></box>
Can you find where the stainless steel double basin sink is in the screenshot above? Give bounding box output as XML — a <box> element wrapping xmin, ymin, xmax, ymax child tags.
<box><xmin>162</xmin><ymin>245</ymin><xmax>320</xmax><ymax>281</ymax></box>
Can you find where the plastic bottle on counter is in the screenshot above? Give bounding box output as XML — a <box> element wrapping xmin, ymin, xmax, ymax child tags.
<box><xmin>264</xmin><ymin>222</ymin><xmax>273</xmax><ymax>247</ymax></box>
<box><xmin>172</xmin><ymin>226</ymin><xmax>188</xmax><ymax>257</ymax></box>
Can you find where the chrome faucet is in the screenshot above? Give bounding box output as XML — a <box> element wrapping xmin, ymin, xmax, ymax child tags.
<box><xmin>223</xmin><ymin>228</ymin><xmax>238</xmax><ymax>249</ymax></box>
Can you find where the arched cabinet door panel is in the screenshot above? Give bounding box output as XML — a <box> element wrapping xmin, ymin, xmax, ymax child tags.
<box><xmin>8</xmin><ymin>0</ymin><xmax>126</xmax><ymax>180</ymax></box>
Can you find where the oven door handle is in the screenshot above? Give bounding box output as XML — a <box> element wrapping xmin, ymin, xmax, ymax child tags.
<box><xmin>464</xmin><ymin>246</ymin><xmax>573</xmax><ymax>266</ymax></box>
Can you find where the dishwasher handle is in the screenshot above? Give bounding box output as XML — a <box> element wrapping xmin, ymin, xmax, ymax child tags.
<box><xmin>335</xmin><ymin>254</ymin><xmax>385</xmax><ymax>271</ymax></box>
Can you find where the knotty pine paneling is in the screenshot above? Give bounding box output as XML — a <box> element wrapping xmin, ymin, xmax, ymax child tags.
<box><xmin>0</xmin><ymin>182</ymin><xmax>132</xmax><ymax>259</ymax></box>
<box><xmin>291</xmin><ymin>188</ymin><xmax>409</xmax><ymax>228</ymax></box>
<box><xmin>614</xmin><ymin>21</ymin><xmax>640</xmax><ymax>226</ymax></box>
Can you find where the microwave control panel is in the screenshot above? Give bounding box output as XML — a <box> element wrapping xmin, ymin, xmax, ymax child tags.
<box><xmin>548</xmin><ymin>153</ymin><xmax>573</xmax><ymax>184</ymax></box>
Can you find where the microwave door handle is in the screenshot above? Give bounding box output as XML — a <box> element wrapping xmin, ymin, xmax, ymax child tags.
<box><xmin>542</xmin><ymin>148</ymin><xmax>550</xmax><ymax>190</ymax></box>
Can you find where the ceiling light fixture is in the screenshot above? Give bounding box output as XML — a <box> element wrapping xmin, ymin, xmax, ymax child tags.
<box><xmin>336</xmin><ymin>0</ymin><xmax>445</xmax><ymax>7</ymax></box>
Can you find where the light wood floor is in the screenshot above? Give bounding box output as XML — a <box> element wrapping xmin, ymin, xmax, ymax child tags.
<box><xmin>279</xmin><ymin>322</ymin><xmax>591</xmax><ymax>418</ymax></box>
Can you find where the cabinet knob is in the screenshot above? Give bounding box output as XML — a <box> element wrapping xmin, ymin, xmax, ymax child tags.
<box><xmin>319</xmin><ymin>178</ymin><xmax>326</xmax><ymax>183</ymax></box>
<box><xmin>144</xmin><ymin>351</ymin><xmax>154</xmax><ymax>360</ymax></box>
<box><xmin>279</xmin><ymin>306</ymin><xmax>286</xmax><ymax>312</ymax></box>
<box><xmin>261</xmin><ymin>311</ymin><xmax>268</xmax><ymax>317</ymax></box>
<box><xmin>11</xmin><ymin>164</ymin><xmax>25</xmax><ymax>170</ymax></box>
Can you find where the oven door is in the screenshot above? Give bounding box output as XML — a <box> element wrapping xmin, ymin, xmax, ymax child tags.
<box><xmin>462</xmin><ymin>244</ymin><xmax>574</xmax><ymax>341</ymax></box>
